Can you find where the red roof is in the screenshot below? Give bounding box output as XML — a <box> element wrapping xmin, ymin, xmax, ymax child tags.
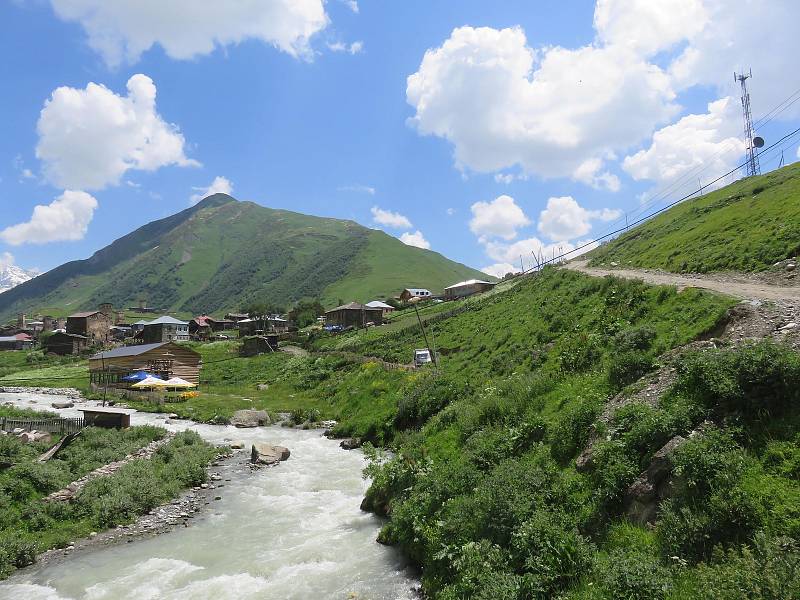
<box><xmin>193</xmin><ymin>315</ymin><xmax>212</xmax><ymax>327</ymax></box>
<box><xmin>15</xmin><ymin>333</ymin><xmax>31</xmax><ymax>341</ymax></box>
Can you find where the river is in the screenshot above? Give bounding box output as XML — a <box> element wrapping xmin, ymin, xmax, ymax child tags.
<box><xmin>0</xmin><ymin>392</ymin><xmax>417</xmax><ymax>599</ymax></box>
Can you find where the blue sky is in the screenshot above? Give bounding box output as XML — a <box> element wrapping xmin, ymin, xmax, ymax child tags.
<box><xmin>2</xmin><ymin>0</ymin><xmax>799</xmax><ymax>278</ymax></box>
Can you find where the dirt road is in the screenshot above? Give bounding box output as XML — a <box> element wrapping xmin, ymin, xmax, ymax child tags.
<box><xmin>565</xmin><ymin>260</ymin><xmax>800</xmax><ymax>303</ymax></box>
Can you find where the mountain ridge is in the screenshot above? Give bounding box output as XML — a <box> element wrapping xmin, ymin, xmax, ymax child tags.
<box><xmin>0</xmin><ymin>194</ymin><xmax>488</xmax><ymax>321</ymax></box>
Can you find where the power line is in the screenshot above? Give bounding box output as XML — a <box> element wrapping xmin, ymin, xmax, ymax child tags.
<box><xmin>523</xmin><ymin>124</ymin><xmax>800</xmax><ymax>273</ymax></box>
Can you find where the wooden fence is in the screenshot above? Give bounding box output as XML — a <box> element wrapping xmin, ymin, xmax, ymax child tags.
<box><xmin>1</xmin><ymin>417</ymin><xmax>85</xmax><ymax>434</ymax></box>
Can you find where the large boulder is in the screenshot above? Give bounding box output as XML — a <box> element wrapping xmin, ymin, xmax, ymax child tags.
<box><xmin>17</xmin><ymin>431</ymin><xmax>52</xmax><ymax>445</ymax></box>
<box><xmin>51</xmin><ymin>401</ymin><xmax>74</xmax><ymax>409</ymax></box>
<box><xmin>340</xmin><ymin>438</ymin><xmax>362</xmax><ymax>450</ymax></box>
<box><xmin>251</xmin><ymin>443</ymin><xmax>290</xmax><ymax>465</ymax></box>
<box><xmin>231</xmin><ymin>410</ymin><xmax>270</xmax><ymax>428</ymax></box>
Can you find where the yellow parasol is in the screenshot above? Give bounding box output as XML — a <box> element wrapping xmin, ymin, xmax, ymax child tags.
<box><xmin>131</xmin><ymin>376</ymin><xmax>170</xmax><ymax>389</ymax></box>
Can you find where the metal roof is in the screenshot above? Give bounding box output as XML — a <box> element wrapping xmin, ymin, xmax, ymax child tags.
<box><xmin>90</xmin><ymin>342</ymin><xmax>169</xmax><ymax>359</ymax></box>
<box><xmin>403</xmin><ymin>288</ymin><xmax>431</xmax><ymax>294</ymax></box>
<box><xmin>366</xmin><ymin>301</ymin><xmax>394</xmax><ymax>309</ymax></box>
<box><xmin>444</xmin><ymin>279</ymin><xmax>496</xmax><ymax>289</ymax></box>
<box><xmin>326</xmin><ymin>302</ymin><xmax>384</xmax><ymax>312</ymax></box>
<box><xmin>144</xmin><ymin>316</ymin><xmax>188</xmax><ymax>326</ymax></box>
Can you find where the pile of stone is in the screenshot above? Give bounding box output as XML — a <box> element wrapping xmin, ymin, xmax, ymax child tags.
<box><xmin>46</xmin><ymin>432</ymin><xmax>176</xmax><ymax>502</ymax></box>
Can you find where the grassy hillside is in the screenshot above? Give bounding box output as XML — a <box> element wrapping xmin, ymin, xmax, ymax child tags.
<box><xmin>588</xmin><ymin>162</ymin><xmax>800</xmax><ymax>273</ymax></box>
<box><xmin>0</xmin><ymin>194</ymin><xmax>488</xmax><ymax>321</ymax></box>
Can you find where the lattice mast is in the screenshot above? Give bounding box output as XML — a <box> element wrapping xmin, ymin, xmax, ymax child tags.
<box><xmin>735</xmin><ymin>69</ymin><xmax>761</xmax><ymax>177</ymax></box>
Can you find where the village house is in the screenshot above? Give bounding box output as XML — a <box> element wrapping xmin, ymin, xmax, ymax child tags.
<box><xmin>141</xmin><ymin>316</ymin><xmax>190</xmax><ymax>344</ymax></box>
<box><xmin>188</xmin><ymin>315</ymin><xmax>213</xmax><ymax>339</ymax></box>
<box><xmin>88</xmin><ymin>341</ymin><xmax>201</xmax><ymax>387</ymax></box>
<box><xmin>66</xmin><ymin>305</ymin><xmax>114</xmax><ymax>344</ymax></box>
<box><xmin>238</xmin><ymin>316</ymin><xmax>290</xmax><ymax>336</ymax></box>
<box><xmin>43</xmin><ymin>332</ymin><xmax>89</xmax><ymax>356</ymax></box>
<box><xmin>0</xmin><ymin>333</ymin><xmax>33</xmax><ymax>351</ymax></box>
<box><xmin>444</xmin><ymin>279</ymin><xmax>497</xmax><ymax>300</ymax></box>
<box><xmin>365</xmin><ymin>300</ymin><xmax>395</xmax><ymax>316</ymax></box>
<box><xmin>324</xmin><ymin>302</ymin><xmax>384</xmax><ymax>329</ymax></box>
<box><xmin>399</xmin><ymin>288</ymin><xmax>433</xmax><ymax>302</ymax></box>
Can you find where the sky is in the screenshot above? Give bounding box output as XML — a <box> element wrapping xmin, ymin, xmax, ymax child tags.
<box><xmin>2</xmin><ymin>0</ymin><xmax>800</xmax><ymax>279</ymax></box>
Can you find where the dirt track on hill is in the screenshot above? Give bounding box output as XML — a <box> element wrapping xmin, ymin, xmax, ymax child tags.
<box><xmin>565</xmin><ymin>260</ymin><xmax>800</xmax><ymax>302</ymax></box>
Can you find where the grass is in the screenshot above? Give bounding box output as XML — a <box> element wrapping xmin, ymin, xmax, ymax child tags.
<box><xmin>587</xmin><ymin>161</ymin><xmax>800</xmax><ymax>273</ymax></box>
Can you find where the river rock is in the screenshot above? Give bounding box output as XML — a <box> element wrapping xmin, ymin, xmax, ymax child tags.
<box><xmin>231</xmin><ymin>409</ymin><xmax>271</xmax><ymax>428</ymax></box>
<box><xmin>51</xmin><ymin>401</ymin><xmax>74</xmax><ymax>409</ymax></box>
<box><xmin>229</xmin><ymin>440</ymin><xmax>245</xmax><ymax>449</ymax></box>
<box><xmin>251</xmin><ymin>443</ymin><xmax>290</xmax><ymax>465</ymax></box>
<box><xmin>340</xmin><ymin>437</ymin><xmax>362</xmax><ymax>450</ymax></box>
<box><xmin>18</xmin><ymin>431</ymin><xmax>52</xmax><ymax>444</ymax></box>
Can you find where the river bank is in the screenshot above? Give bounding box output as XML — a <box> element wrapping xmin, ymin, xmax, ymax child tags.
<box><xmin>0</xmin><ymin>389</ymin><xmax>418</xmax><ymax>599</ymax></box>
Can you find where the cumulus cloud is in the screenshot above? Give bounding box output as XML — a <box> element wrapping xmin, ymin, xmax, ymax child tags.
<box><xmin>623</xmin><ymin>97</ymin><xmax>741</xmax><ymax>186</ymax></box>
<box><xmin>36</xmin><ymin>74</ymin><xmax>198</xmax><ymax>191</ymax></box>
<box><xmin>537</xmin><ymin>196</ymin><xmax>622</xmax><ymax>241</ymax></box>
<box><xmin>400</xmin><ymin>230</ymin><xmax>430</xmax><ymax>249</ymax></box>
<box><xmin>482</xmin><ymin>263</ymin><xmax>517</xmax><ymax>279</ymax></box>
<box><xmin>371</xmin><ymin>206</ymin><xmax>412</xmax><ymax>229</ymax></box>
<box><xmin>48</xmin><ymin>0</ymin><xmax>330</xmax><ymax>67</ymax></box>
<box><xmin>0</xmin><ymin>191</ymin><xmax>98</xmax><ymax>245</ymax></box>
<box><xmin>340</xmin><ymin>0</ymin><xmax>359</xmax><ymax>13</ymax></box>
<box><xmin>407</xmin><ymin>25</ymin><xmax>677</xmax><ymax>185</ymax></box>
<box><xmin>469</xmin><ymin>195</ymin><xmax>531</xmax><ymax>241</ymax></box>
<box><xmin>190</xmin><ymin>176</ymin><xmax>234</xmax><ymax>205</ymax></box>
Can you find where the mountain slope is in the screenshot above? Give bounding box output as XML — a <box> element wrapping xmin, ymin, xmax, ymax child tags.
<box><xmin>588</xmin><ymin>162</ymin><xmax>800</xmax><ymax>273</ymax></box>
<box><xmin>0</xmin><ymin>195</ymin><xmax>488</xmax><ymax>320</ymax></box>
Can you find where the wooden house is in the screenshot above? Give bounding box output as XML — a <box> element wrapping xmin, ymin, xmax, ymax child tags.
<box><xmin>79</xmin><ymin>407</ymin><xmax>133</xmax><ymax>429</ymax></box>
<box><xmin>240</xmin><ymin>335</ymin><xmax>279</xmax><ymax>357</ymax></box>
<box><xmin>238</xmin><ymin>316</ymin><xmax>290</xmax><ymax>336</ymax></box>
<box><xmin>88</xmin><ymin>341</ymin><xmax>201</xmax><ymax>387</ymax></box>
<box><xmin>324</xmin><ymin>302</ymin><xmax>384</xmax><ymax>329</ymax></box>
<box><xmin>189</xmin><ymin>315</ymin><xmax>213</xmax><ymax>339</ymax></box>
<box><xmin>365</xmin><ymin>300</ymin><xmax>395</xmax><ymax>316</ymax></box>
<box><xmin>225</xmin><ymin>313</ymin><xmax>250</xmax><ymax>323</ymax></box>
<box><xmin>43</xmin><ymin>332</ymin><xmax>89</xmax><ymax>356</ymax></box>
<box><xmin>141</xmin><ymin>316</ymin><xmax>190</xmax><ymax>344</ymax></box>
<box><xmin>444</xmin><ymin>279</ymin><xmax>497</xmax><ymax>300</ymax></box>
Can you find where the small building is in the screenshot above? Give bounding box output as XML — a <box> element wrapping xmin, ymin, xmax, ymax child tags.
<box><xmin>89</xmin><ymin>341</ymin><xmax>201</xmax><ymax>387</ymax></box>
<box><xmin>66</xmin><ymin>307</ymin><xmax>114</xmax><ymax>343</ymax></box>
<box><xmin>240</xmin><ymin>335</ymin><xmax>279</xmax><ymax>357</ymax></box>
<box><xmin>79</xmin><ymin>407</ymin><xmax>133</xmax><ymax>429</ymax></box>
<box><xmin>444</xmin><ymin>279</ymin><xmax>497</xmax><ymax>300</ymax></box>
<box><xmin>324</xmin><ymin>302</ymin><xmax>384</xmax><ymax>329</ymax></box>
<box><xmin>399</xmin><ymin>288</ymin><xmax>433</xmax><ymax>302</ymax></box>
<box><xmin>141</xmin><ymin>316</ymin><xmax>190</xmax><ymax>344</ymax></box>
<box><xmin>0</xmin><ymin>333</ymin><xmax>33</xmax><ymax>351</ymax></box>
<box><xmin>189</xmin><ymin>315</ymin><xmax>213</xmax><ymax>339</ymax></box>
<box><xmin>43</xmin><ymin>332</ymin><xmax>89</xmax><ymax>356</ymax></box>
<box><xmin>365</xmin><ymin>300</ymin><xmax>395</xmax><ymax>316</ymax></box>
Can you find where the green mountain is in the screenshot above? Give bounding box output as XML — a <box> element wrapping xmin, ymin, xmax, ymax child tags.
<box><xmin>588</xmin><ymin>162</ymin><xmax>800</xmax><ymax>273</ymax></box>
<box><xmin>0</xmin><ymin>194</ymin><xmax>489</xmax><ymax>321</ymax></box>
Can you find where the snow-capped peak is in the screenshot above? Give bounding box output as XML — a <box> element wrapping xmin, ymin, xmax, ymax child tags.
<box><xmin>0</xmin><ymin>264</ymin><xmax>37</xmax><ymax>294</ymax></box>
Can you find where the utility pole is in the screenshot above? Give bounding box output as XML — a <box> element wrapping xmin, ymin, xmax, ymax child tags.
<box><xmin>413</xmin><ymin>304</ymin><xmax>437</xmax><ymax>366</ymax></box>
<box><xmin>735</xmin><ymin>69</ymin><xmax>761</xmax><ymax>177</ymax></box>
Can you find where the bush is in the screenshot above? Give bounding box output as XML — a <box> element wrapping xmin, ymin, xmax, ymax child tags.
<box><xmin>595</xmin><ymin>549</ymin><xmax>671</xmax><ymax>599</ymax></box>
<box><xmin>0</xmin><ymin>534</ymin><xmax>37</xmax><ymax>578</ymax></box>
<box><xmin>608</xmin><ymin>350</ymin><xmax>654</xmax><ymax>390</ymax></box>
<box><xmin>550</xmin><ymin>398</ymin><xmax>602</xmax><ymax>464</ymax></box>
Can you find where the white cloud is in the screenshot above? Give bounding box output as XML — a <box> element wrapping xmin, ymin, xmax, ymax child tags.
<box><xmin>469</xmin><ymin>195</ymin><xmax>531</xmax><ymax>241</ymax></box>
<box><xmin>482</xmin><ymin>263</ymin><xmax>517</xmax><ymax>278</ymax></box>
<box><xmin>594</xmin><ymin>0</ymin><xmax>708</xmax><ymax>56</ymax></box>
<box><xmin>371</xmin><ymin>206</ymin><xmax>412</xmax><ymax>229</ymax></box>
<box><xmin>573</xmin><ymin>158</ymin><xmax>621</xmax><ymax>192</ymax></box>
<box><xmin>340</xmin><ymin>0</ymin><xmax>359</xmax><ymax>13</ymax></box>
<box><xmin>48</xmin><ymin>0</ymin><xmax>330</xmax><ymax>67</ymax></box>
<box><xmin>494</xmin><ymin>173</ymin><xmax>515</xmax><ymax>185</ymax></box>
<box><xmin>400</xmin><ymin>230</ymin><xmax>430</xmax><ymax>249</ymax></box>
<box><xmin>36</xmin><ymin>74</ymin><xmax>198</xmax><ymax>191</ymax></box>
<box><xmin>190</xmin><ymin>176</ymin><xmax>234</xmax><ymax>205</ymax></box>
<box><xmin>0</xmin><ymin>191</ymin><xmax>98</xmax><ymax>245</ymax></box>
<box><xmin>537</xmin><ymin>196</ymin><xmax>621</xmax><ymax>241</ymax></box>
<box><xmin>328</xmin><ymin>40</ymin><xmax>363</xmax><ymax>54</ymax></box>
<box><xmin>623</xmin><ymin>96</ymin><xmax>741</xmax><ymax>186</ymax></box>
<box><xmin>338</xmin><ymin>184</ymin><xmax>375</xmax><ymax>195</ymax></box>
<box><xmin>446</xmin><ymin>208</ymin><xmax>455</xmax><ymax>216</ymax></box>
<box><xmin>12</xmin><ymin>155</ymin><xmax>36</xmax><ymax>181</ymax></box>
<box><xmin>407</xmin><ymin>26</ymin><xmax>677</xmax><ymax>185</ymax></box>
<box><xmin>0</xmin><ymin>252</ymin><xmax>15</xmax><ymax>270</ymax></box>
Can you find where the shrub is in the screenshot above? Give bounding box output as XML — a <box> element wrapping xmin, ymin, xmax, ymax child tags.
<box><xmin>0</xmin><ymin>534</ymin><xmax>37</xmax><ymax>577</ymax></box>
<box><xmin>596</xmin><ymin>549</ymin><xmax>671</xmax><ymax>599</ymax></box>
<box><xmin>550</xmin><ymin>398</ymin><xmax>602</xmax><ymax>464</ymax></box>
<box><xmin>608</xmin><ymin>350</ymin><xmax>654</xmax><ymax>390</ymax></box>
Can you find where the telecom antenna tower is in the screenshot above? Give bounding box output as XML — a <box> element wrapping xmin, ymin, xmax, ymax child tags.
<box><xmin>734</xmin><ymin>69</ymin><xmax>762</xmax><ymax>177</ymax></box>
